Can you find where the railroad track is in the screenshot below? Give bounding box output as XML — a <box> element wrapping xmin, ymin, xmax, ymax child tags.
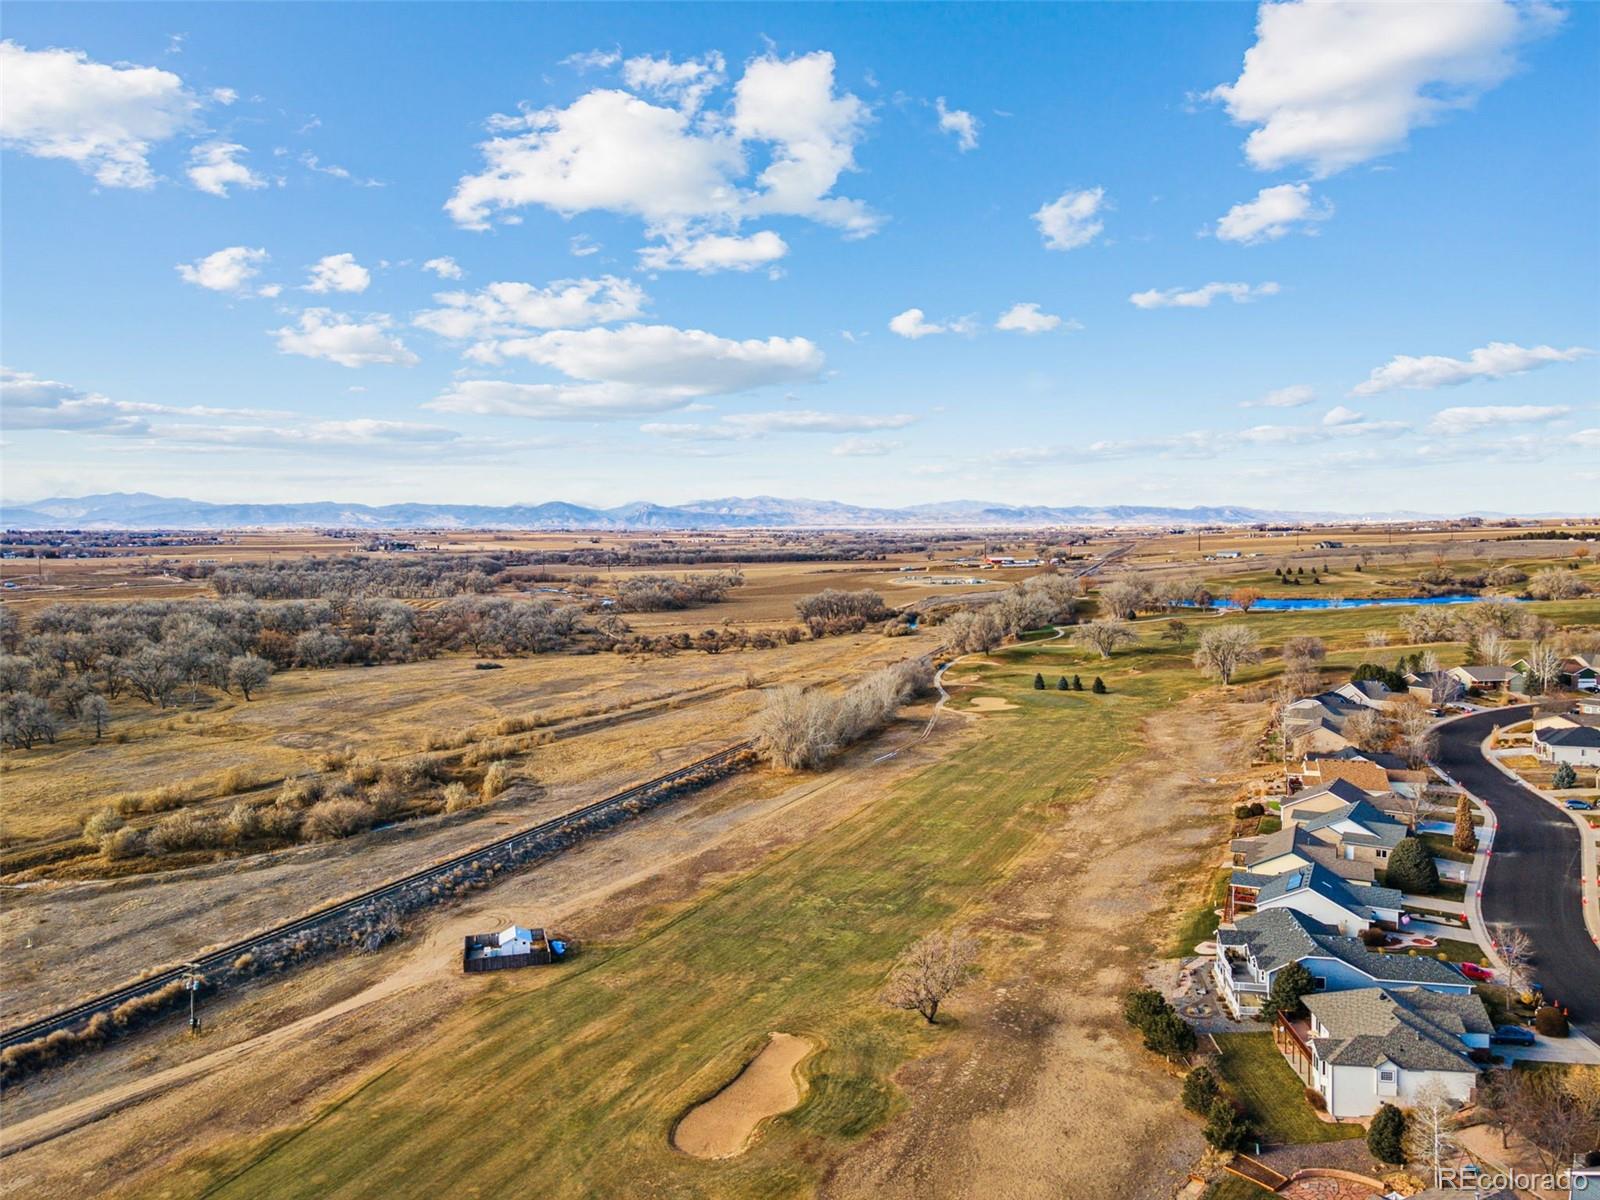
<box><xmin>1</xmin><ymin>741</ymin><xmax>754</xmax><ymax>1053</ymax></box>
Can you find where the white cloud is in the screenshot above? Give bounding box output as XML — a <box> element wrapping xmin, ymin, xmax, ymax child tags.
<box><xmin>492</xmin><ymin>323</ymin><xmax>823</xmax><ymax>392</ymax></box>
<box><xmin>211</xmin><ymin>87</ymin><xmax>237</xmax><ymax>106</ymax></box>
<box><xmin>304</xmin><ymin>253</ymin><xmax>371</xmax><ymax>294</ymax></box>
<box><xmin>1032</xmin><ymin>187</ymin><xmax>1106</xmax><ymax>251</ymax></box>
<box><xmin>257</xmin><ymin>284</ymin><xmax>282</xmax><ymax>298</ymax></box>
<box><xmin>622</xmin><ymin>52</ymin><xmax>725</xmax><ymax>114</ymax></box>
<box><xmin>832</xmin><ymin>436</ymin><xmax>900</xmax><ymax>457</ymax></box>
<box><xmin>1215</xmin><ymin>182</ymin><xmax>1333</xmax><ymax>244</ymax></box>
<box><xmin>186</xmin><ymin>140</ymin><xmax>264</xmax><ymax>196</ymax></box>
<box><xmin>569</xmin><ymin>234</ymin><xmax>601</xmax><ymax>257</ymax></box>
<box><xmin>562</xmin><ymin>48</ymin><xmax>621</xmax><ymax>73</ymax></box>
<box><xmin>1428</xmin><ymin>404</ymin><xmax>1570</xmax><ymax>435</ymax></box>
<box><xmin>435</xmin><ymin>380</ymin><xmax>699</xmax><ymax>421</ymax></box>
<box><xmin>446</xmin><ymin>51</ymin><xmax>878</xmax><ymax>251</ymax></box>
<box><xmin>1322</xmin><ymin>404</ymin><xmax>1364</xmax><ymax>426</ymax></box>
<box><xmin>1572</xmin><ymin>429</ymin><xmax>1600</xmax><ymax>449</ymax></box>
<box><xmin>935</xmin><ymin>97</ymin><xmax>979</xmax><ymax>151</ymax></box>
<box><xmin>889</xmin><ymin>308</ymin><xmax>975</xmax><ymax>339</ymax></box>
<box><xmin>273</xmin><ymin>309</ymin><xmax>418</xmax><ymax>368</ymax></box>
<box><xmin>0</xmin><ymin>40</ymin><xmax>202</xmax><ymax>188</ymax></box>
<box><xmin>1241</xmin><ymin>384</ymin><xmax>1314</xmax><ymax>409</ymax></box>
<box><xmin>414</xmin><ymin>276</ymin><xmax>646</xmax><ymax>342</ymax></box>
<box><xmin>638</xmin><ymin>229</ymin><xmax>788</xmax><ymax>273</ymax></box>
<box><xmin>1129</xmin><ymin>281</ymin><xmax>1280</xmax><ymax>309</ymax></box>
<box><xmin>1352</xmin><ymin>341</ymin><xmax>1592</xmax><ymax>395</ymax></box>
<box><xmin>0</xmin><ymin>366</ymin><xmax>148</xmax><ymax>434</ymax></box>
<box><xmin>1207</xmin><ymin>0</ymin><xmax>1561</xmax><ymax>176</ymax></box>
<box><xmin>176</xmin><ymin>245</ymin><xmax>268</xmax><ymax>293</ymax></box>
<box><xmin>422</xmin><ymin>256</ymin><xmax>463</xmax><ymax>280</ymax></box>
<box><xmin>720</xmin><ymin>409</ymin><xmax>915</xmax><ymax>434</ymax></box>
<box><xmin>300</xmin><ymin>152</ymin><xmax>384</xmax><ymax>188</ymax></box>
<box><xmin>995</xmin><ymin>302</ymin><xmax>1066</xmax><ymax>334</ymax></box>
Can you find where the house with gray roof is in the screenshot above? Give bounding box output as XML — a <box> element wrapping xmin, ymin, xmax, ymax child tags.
<box><xmin>1211</xmin><ymin>908</ymin><xmax>1472</xmax><ymax>1019</ymax></box>
<box><xmin>1231</xmin><ymin>823</ymin><xmax>1378</xmax><ymax>885</ymax></box>
<box><xmin>1239</xmin><ymin>862</ymin><xmax>1403</xmax><ymax>935</ymax></box>
<box><xmin>1533</xmin><ymin>722</ymin><xmax>1600</xmax><ymax>767</ymax></box>
<box><xmin>1447</xmin><ymin>664</ymin><xmax>1525</xmax><ymax>693</ymax></box>
<box><xmin>1279</xmin><ymin>987</ymin><xmax>1491</xmax><ymax>1118</ymax></box>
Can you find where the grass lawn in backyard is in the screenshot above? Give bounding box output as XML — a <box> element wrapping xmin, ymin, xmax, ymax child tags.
<box><xmin>144</xmin><ymin>631</ymin><xmax>1207</xmax><ymax>1200</ymax></box>
<box><xmin>1211</xmin><ymin>1032</ymin><xmax>1364</xmax><ymax>1146</ymax></box>
<box><xmin>1204</xmin><ymin>1177</ymin><xmax>1277</xmax><ymax>1200</ymax></box>
<box><xmin>1169</xmin><ymin>867</ymin><xmax>1232</xmax><ymax>957</ymax></box>
<box><xmin>1419</xmin><ymin>833</ymin><xmax>1475</xmax><ymax>864</ymax></box>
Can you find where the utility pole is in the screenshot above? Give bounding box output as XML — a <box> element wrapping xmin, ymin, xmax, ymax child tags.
<box><xmin>183</xmin><ymin>963</ymin><xmax>203</xmax><ymax>1034</ymax></box>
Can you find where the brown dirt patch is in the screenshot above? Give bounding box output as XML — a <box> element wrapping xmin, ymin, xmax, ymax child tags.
<box><xmin>672</xmin><ymin>1032</ymin><xmax>816</xmax><ymax>1159</ymax></box>
<box><xmin>965</xmin><ymin>696</ymin><xmax>1018</xmax><ymax>712</ymax></box>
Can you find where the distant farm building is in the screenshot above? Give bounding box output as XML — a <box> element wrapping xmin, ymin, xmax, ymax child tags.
<box><xmin>463</xmin><ymin>925</ymin><xmax>569</xmax><ymax>972</ymax></box>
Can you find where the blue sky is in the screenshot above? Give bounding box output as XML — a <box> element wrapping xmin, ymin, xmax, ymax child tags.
<box><xmin>2</xmin><ymin>1</ymin><xmax>1596</xmax><ymax>513</ymax></box>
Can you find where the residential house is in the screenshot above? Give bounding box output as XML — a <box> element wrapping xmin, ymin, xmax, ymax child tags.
<box><xmin>1298</xmin><ymin>749</ymin><xmax>1431</xmax><ymax>803</ymax></box>
<box><xmin>1295</xmin><ymin>800</ymin><xmax>1409</xmax><ymax>871</ymax></box>
<box><xmin>1334</xmin><ymin>679</ymin><xmax>1402</xmax><ymax>709</ymax></box>
<box><xmin>1446</xmin><ymin>665</ymin><xmax>1525</xmax><ymax>694</ymax></box>
<box><xmin>1284</xmin><ymin>693</ymin><xmax>1365</xmax><ymax>754</ymax></box>
<box><xmin>1232</xmin><ymin>823</ymin><xmax>1377</xmax><ymax>886</ymax></box>
<box><xmin>1213</xmin><ymin>908</ymin><xmax>1473</xmax><ymax>1019</ymax></box>
<box><xmin>1277</xmin><ymin>987</ymin><xmax>1491</xmax><ymax>1119</ymax></box>
<box><xmin>1229</xmin><ymin>862</ymin><xmax>1403</xmax><ymax>934</ymax></box>
<box><xmin>1533</xmin><ymin>723</ymin><xmax>1600</xmax><ymax>767</ymax></box>
<box><xmin>1404</xmin><ymin>670</ymin><xmax>1465</xmax><ymax>706</ymax></box>
<box><xmin>1511</xmin><ymin>654</ymin><xmax>1599</xmax><ymax>693</ymax></box>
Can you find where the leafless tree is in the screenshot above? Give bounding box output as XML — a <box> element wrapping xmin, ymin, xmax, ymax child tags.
<box><xmin>1343</xmin><ymin>707</ymin><xmax>1391</xmax><ymax>753</ymax></box>
<box><xmin>1390</xmin><ymin>695</ymin><xmax>1439</xmax><ymax>767</ymax></box>
<box><xmin>1192</xmin><ymin>625</ymin><xmax>1262</xmax><ymax>685</ymax></box>
<box><xmin>80</xmin><ymin>694</ymin><xmax>110</xmax><ymax>739</ymax></box>
<box><xmin>1489</xmin><ymin>923</ymin><xmax>1534</xmax><ymax>1007</ymax></box>
<box><xmin>1281</xmin><ymin>636</ymin><xmax>1326</xmax><ymax>669</ymax></box>
<box><xmin>1097</xmin><ymin>579</ymin><xmax>1148</xmax><ymax>620</ymax></box>
<box><xmin>1075</xmin><ymin>619</ymin><xmax>1138</xmax><ymax>659</ymax></box>
<box><xmin>943</xmin><ymin>608</ymin><xmax>1008</xmax><ymax>655</ymax></box>
<box><xmin>1405</xmin><ymin>1079</ymin><xmax>1460</xmax><ymax>1183</ymax></box>
<box><xmin>227</xmin><ymin>654</ymin><xmax>273</xmax><ymax>700</ymax></box>
<box><xmin>881</xmin><ymin>929</ymin><xmax>979</xmax><ymax>1023</ymax></box>
<box><xmin>1521</xmin><ymin>642</ymin><xmax>1563</xmax><ymax>694</ymax></box>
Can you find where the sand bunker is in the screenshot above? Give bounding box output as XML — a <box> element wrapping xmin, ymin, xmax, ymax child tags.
<box><xmin>673</xmin><ymin>1032</ymin><xmax>815</xmax><ymax>1159</ymax></box>
<box><xmin>966</xmin><ymin>696</ymin><xmax>1019</xmax><ymax>712</ymax></box>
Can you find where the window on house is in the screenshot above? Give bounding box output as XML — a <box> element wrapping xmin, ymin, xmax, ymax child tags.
<box><xmin>1378</xmin><ymin>849</ymin><xmax>1388</xmax><ymax>859</ymax></box>
<box><xmin>1312</xmin><ymin>976</ymin><xmax>1327</xmax><ymax>989</ymax></box>
<box><xmin>1379</xmin><ymin>1069</ymin><xmax>1396</xmax><ymax>1082</ymax></box>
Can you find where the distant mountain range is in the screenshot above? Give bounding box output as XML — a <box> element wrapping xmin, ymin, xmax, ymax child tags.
<box><xmin>0</xmin><ymin>492</ymin><xmax>1574</xmax><ymax>532</ymax></box>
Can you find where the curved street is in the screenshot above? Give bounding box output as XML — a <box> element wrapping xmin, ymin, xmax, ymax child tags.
<box><xmin>1433</xmin><ymin>706</ymin><xmax>1600</xmax><ymax>1023</ymax></box>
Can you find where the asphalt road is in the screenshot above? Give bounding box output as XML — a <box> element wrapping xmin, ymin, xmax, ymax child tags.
<box><xmin>1434</xmin><ymin>706</ymin><xmax>1600</xmax><ymax>1023</ymax></box>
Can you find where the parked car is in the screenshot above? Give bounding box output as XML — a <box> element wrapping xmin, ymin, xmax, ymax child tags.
<box><xmin>1490</xmin><ymin>1025</ymin><xmax>1537</xmax><ymax>1046</ymax></box>
<box><xmin>1565</xmin><ymin>799</ymin><xmax>1594</xmax><ymax>811</ymax></box>
<box><xmin>1456</xmin><ymin>961</ymin><xmax>1495</xmax><ymax>982</ymax></box>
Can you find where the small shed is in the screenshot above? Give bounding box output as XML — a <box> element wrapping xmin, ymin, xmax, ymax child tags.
<box><xmin>463</xmin><ymin>924</ymin><xmax>570</xmax><ymax>972</ymax></box>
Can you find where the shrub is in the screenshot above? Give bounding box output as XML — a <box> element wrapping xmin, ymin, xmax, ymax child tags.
<box><xmin>278</xmin><ymin>776</ymin><xmax>323</xmax><ymax>808</ymax></box>
<box><xmin>1534</xmin><ymin>1006</ymin><xmax>1570</xmax><ymax>1037</ymax></box>
<box><xmin>103</xmin><ymin>826</ymin><xmax>145</xmax><ymax>860</ymax></box>
<box><xmin>481</xmin><ymin>760</ymin><xmax>513</xmax><ymax>801</ymax></box>
<box><xmin>83</xmin><ymin>806</ymin><xmax>124</xmax><ymax>847</ymax></box>
<box><xmin>301</xmin><ymin>798</ymin><xmax>378</xmax><ymax>840</ymax></box>
<box><xmin>344</xmin><ymin>754</ymin><xmax>382</xmax><ymax>785</ymax></box>
<box><xmin>1368</xmin><ymin>1102</ymin><xmax>1406</xmax><ymax>1163</ymax></box>
<box><xmin>1181</xmin><ymin>1065</ymin><xmax>1220</xmax><ymax>1116</ymax></box>
<box><xmin>1234</xmin><ymin>804</ymin><xmax>1253</xmax><ymax>820</ymax></box>
<box><xmin>1247</xmin><ymin>801</ymin><xmax>1266</xmax><ymax>817</ymax></box>
<box><xmin>225</xmin><ymin>801</ymin><xmax>264</xmax><ymax>841</ymax></box>
<box><xmin>442</xmin><ymin>781</ymin><xmax>474</xmax><ymax>813</ymax></box>
<box><xmin>1121</xmin><ymin>987</ymin><xmax>1195</xmax><ymax>1060</ymax></box>
<box><xmin>1553</xmin><ymin>762</ymin><xmax>1578</xmax><ymax>790</ymax></box>
<box><xmin>1203</xmin><ymin>1097</ymin><xmax>1249</xmax><ymax>1152</ymax></box>
<box><xmin>1385</xmin><ymin>836</ymin><xmax>1439</xmax><ymax>896</ymax></box>
<box><xmin>1359</xmin><ymin>928</ymin><xmax>1389</xmax><ymax>947</ymax></box>
<box><xmin>147</xmin><ymin>810</ymin><xmax>227</xmax><ymax>855</ymax></box>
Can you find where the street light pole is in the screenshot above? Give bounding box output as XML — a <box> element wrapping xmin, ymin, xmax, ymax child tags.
<box><xmin>183</xmin><ymin>963</ymin><xmax>202</xmax><ymax>1034</ymax></box>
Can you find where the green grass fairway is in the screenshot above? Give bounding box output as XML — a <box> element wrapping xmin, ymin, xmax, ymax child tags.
<box><xmin>1211</xmin><ymin>1032</ymin><xmax>1363</xmax><ymax>1145</ymax></box>
<box><xmin>149</xmin><ymin>633</ymin><xmax>1204</xmax><ymax>1200</ymax></box>
<box><xmin>1169</xmin><ymin>868</ymin><xmax>1231</xmax><ymax>958</ymax></box>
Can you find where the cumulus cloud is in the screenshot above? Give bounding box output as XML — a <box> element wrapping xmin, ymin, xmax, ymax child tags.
<box><xmin>445</xmin><ymin>50</ymin><xmax>878</xmax><ymax>257</ymax></box>
<box><xmin>1206</xmin><ymin>0</ymin><xmax>1561</xmax><ymax>176</ymax></box>
<box><xmin>428</xmin><ymin>322</ymin><xmax>824</xmax><ymax>421</ymax></box>
<box><xmin>1241</xmin><ymin>384</ymin><xmax>1314</xmax><ymax>409</ymax></box>
<box><xmin>186</xmin><ymin>140</ymin><xmax>264</xmax><ymax>196</ymax></box>
<box><xmin>1322</xmin><ymin>404</ymin><xmax>1364</xmax><ymax>426</ymax></box>
<box><xmin>1351</xmin><ymin>341</ymin><xmax>1592</xmax><ymax>395</ymax></box>
<box><xmin>176</xmin><ymin>245</ymin><xmax>268</xmax><ymax>293</ymax></box>
<box><xmin>414</xmin><ymin>276</ymin><xmax>646</xmax><ymax>342</ymax></box>
<box><xmin>422</xmin><ymin>256</ymin><xmax>463</xmax><ymax>280</ymax></box>
<box><xmin>304</xmin><ymin>253</ymin><xmax>372</xmax><ymax>294</ymax></box>
<box><xmin>273</xmin><ymin>309</ymin><xmax>418</xmax><ymax>368</ymax></box>
<box><xmin>995</xmin><ymin>302</ymin><xmax>1066</xmax><ymax>334</ymax></box>
<box><xmin>0</xmin><ymin>366</ymin><xmax>149</xmax><ymax>434</ymax></box>
<box><xmin>1129</xmin><ymin>281</ymin><xmax>1280</xmax><ymax>309</ymax></box>
<box><xmin>888</xmin><ymin>308</ymin><xmax>975</xmax><ymax>339</ymax></box>
<box><xmin>1032</xmin><ymin>187</ymin><xmax>1107</xmax><ymax>251</ymax></box>
<box><xmin>0</xmin><ymin>39</ymin><xmax>203</xmax><ymax>188</ymax></box>
<box><xmin>935</xmin><ymin>97</ymin><xmax>979</xmax><ymax>151</ymax></box>
<box><xmin>1215</xmin><ymin>183</ymin><xmax>1333</xmax><ymax>244</ymax></box>
<box><xmin>1573</xmin><ymin>428</ymin><xmax>1600</xmax><ymax>449</ymax></box>
<box><xmin>638</xmin><ymin>229</ymin><xmax>788</xmax><ymax>273</ymax></box>
<box><xmin>1428</xmin><ymin>404</ymin><xmax>1570</xmax><ymax>435</ymax></box>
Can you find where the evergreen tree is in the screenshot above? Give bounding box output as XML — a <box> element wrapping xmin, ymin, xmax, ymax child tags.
<box><xmin>1092</xmin><ymin>676</ymin><xmax>1108</xmax><ymax>694</ymax></box>
<box><xmin>1180</xmin><ymin>1066</ymin><xmax>1221</xmax><ymax>1116</ymax></box>
<box><xmin>1072</xmin><ymin>675</ymin><xmax>1083</xmax><ymax>691</ymax></box>
<box><xmin>1259</xmin><ymin>961</ymin><xmax>1315</xmax><ymax>1022</ymax></box>
<box><xmin>1203</xmin><ymin>1098</ymin><xmax>1250</xmax><ymax>1152</ymax></box>
<box><xmin>1554</xmin><ymin>762</ymin><xmax>1578</xmax><ymax>789</ymax></box>
<box><xmin>1367</xmin><ymin>1102</ymin><xmax>1406</xmax><ymax>1164</ymax></box>
<box><xmin>1033</xmin><ymin>672</ymin><xmax>1045</xmax><ymax>690</ymax></box>
<box><xmin>1056</xmin><ymin>675</ymin><xmax>1069</xmax><ymax>691</ymax></box>
<box><xmin>1385</xmin><ymin>836</ymin><xmax>1439</xmax><ymax>895</ymax></box>
<box><xmin>1452</xmin><ymin>794</ymin><xmax>1478</xmax><ymax>854</ymax></box>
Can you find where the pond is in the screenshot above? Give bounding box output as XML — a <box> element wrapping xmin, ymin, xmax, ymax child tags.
<box><xmin>1209</xmin><ymin>593</ymin><xmax>1513</xmax><ymax>613</ymax></box>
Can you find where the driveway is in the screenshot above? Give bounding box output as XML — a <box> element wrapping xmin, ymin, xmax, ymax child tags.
<box><xmin>1434</xmin><ymin>707</ymin><xmax>1600</xmax><ymax>1022</ymax></box>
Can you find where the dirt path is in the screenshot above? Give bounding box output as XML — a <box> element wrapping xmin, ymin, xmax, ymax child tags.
<box><xmin>819</xmin><ymin>694</ymin><xmax>1263</xmax><ymax>1200</ymax></box>
<box><xmin>672</xmin><ymin>1032</ymin><xmax>816</xmax><ymax>1159</ymax></box>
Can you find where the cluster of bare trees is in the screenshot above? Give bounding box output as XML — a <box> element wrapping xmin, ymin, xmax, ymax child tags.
<box><xmin>940</xmin><ymin>575</ymin><xmax>1083</xmax><ymax>655</ymax></box>
<box><xmin>612</xmin><ymin>570</ymin><xmax>743</xmax><ymax>612</ymax></box>
<box><xmin>793</xmin><ymin>588</ymin><xmax>894</xmax><ymax>636</ymax></box>
<box><xmin>204</xmin><ymin>554</ymin><xmax>505</xmax><ymax>599</ymax></box>
<box><xmin>0</xmin><ymin>595</ymin><xmax>594</xmax><ymax>749</ymax></box>
<box><xmin>1095</xmin><ymin>575</ymin><xmax>1212</xmax><ymax>620</ymax></box>
<box><xmin>752</xmin><ymin>656</ymin><xmax>934</xmax><ymax>770</ymax></box>
<box><xmin>1477</xmin><ymin>1063</ymin><xmax>1600</xmax><ymax>1177</ymax></box>
<box><xmin>1192</xmin><ymin>625</ymin><xmax>1264</xmax><ymax>685</ymax></box>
